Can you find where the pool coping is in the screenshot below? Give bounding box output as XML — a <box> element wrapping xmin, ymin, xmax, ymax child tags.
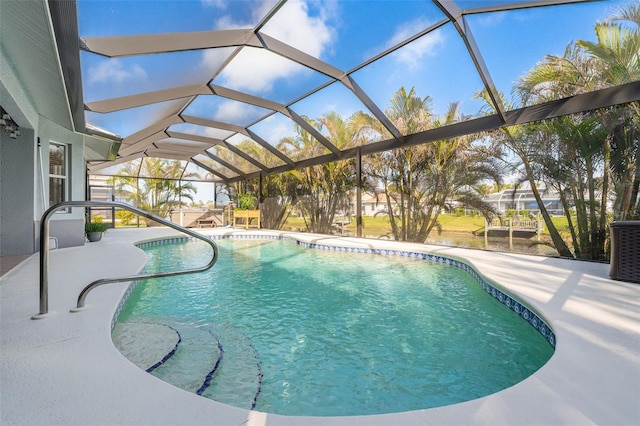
<box><xmin>2</xmin><ymin>227</ymin><xmax>639</xmax><ymax>425</ymax></box>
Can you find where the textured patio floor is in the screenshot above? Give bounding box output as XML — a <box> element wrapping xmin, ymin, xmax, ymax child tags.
<box><xmin>1</xmin><ymin>227</ymin><xmax>638</xmax><ymax>425</ymax></box>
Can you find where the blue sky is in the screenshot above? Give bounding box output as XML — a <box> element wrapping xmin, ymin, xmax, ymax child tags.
<box><xmin>79</xmin><ymin>0</ymin><xmax>630</xmax><ymax>143</ymax></box>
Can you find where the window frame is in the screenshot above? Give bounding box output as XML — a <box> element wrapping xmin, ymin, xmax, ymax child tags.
<box><xmin>49</xmin><ymin>141</ymin><xmax>70</xmax><ymax>213</ymax></box>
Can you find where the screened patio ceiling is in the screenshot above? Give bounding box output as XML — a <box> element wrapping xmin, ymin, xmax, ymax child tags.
<box><xmin>54</xmin><ymin>0</ymin><xmax>639</xmax><ymax>183</ymax></box>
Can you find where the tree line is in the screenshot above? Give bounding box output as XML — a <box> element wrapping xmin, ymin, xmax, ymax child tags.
<box><xmin>109</xmin><ymin>2</ymin><xmax>639</xmax><ymax>261</ymax></box>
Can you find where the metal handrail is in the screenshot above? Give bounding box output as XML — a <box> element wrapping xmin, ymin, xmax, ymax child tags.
<box><xmin>34</xmin><ymin>201</ymin><xmax>218</xmax><ymax>318</ymax></box>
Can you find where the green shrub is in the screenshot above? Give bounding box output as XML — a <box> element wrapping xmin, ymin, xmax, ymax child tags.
<box><xmin>85</xmin><ymin>221</ymin><xmax>108</xmax><ymax>233</ymax></box>
<box><xmin>116</xmin><ymin>210</ymin><xmax>135</xmax><ymax>226</ymax></box>
<box><xmin>237</xmin><ymin>193</ymin><xmax>257</xmax><ymax>210</ymax></box>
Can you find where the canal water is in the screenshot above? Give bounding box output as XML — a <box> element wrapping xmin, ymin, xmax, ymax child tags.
<box><xmin>284</xmin><ymin>227</ymin><xmax>560</xmax><ymax>257</ymax></box>
<box><xmin>424</xmin><ymin>232</ymin><xmax>559</xmax><ymax>256</ymax></box>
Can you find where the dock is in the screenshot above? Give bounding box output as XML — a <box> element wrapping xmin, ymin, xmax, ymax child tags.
<box><xmin>485</xmin><ymin>217</ymin><xmax>544</xmax><ymax>249</ymax></box>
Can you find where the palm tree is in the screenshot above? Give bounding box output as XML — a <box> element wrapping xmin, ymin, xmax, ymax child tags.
<box><xmin>476</xmin><ymin>89</ymin><xmax>574</xmax><ymax>257</ymax></box>
<box><xmin>211</xmin><ymin>138</ymin><xmax>302</xmax><ymax>230</ymax></box>
<box><xmin>259</xmin><ymin>172</ymin><xmax>300</xmax><ymax>230</ymax></box>
<box><xmin>363</xmin><ymin>87</ymin><xmax>433</xmax><ymax>241</ymax></box>
<box><xmin>512</xmin><ymin>1</ymin><xmax>640</xmax><ymax>257</ymax></box>
<box><xmin>285</xmin><ymin>113</ymin><xmax>359</xmax><ymax>234</ymax></box>
<box><xmin>577</xmin><ymin>1</ymin><xmax>640</xmax><ymax>220</ymax></box>
<box><xmin>364</xmin><ymin>88</ymin><xmax>501</xmax><ymax>243</ymax></box>
<box><xmin>425</xmin><ymin>102</ymin><xmax>503</xmax><ymax>235</ymax></box>
<box><xmin>609</xmin><ymin>111</ymin><xmax>640</xmax><ymax>220</ymax></box>
<box><xmin>534</xmin><ymin>116</ymin><xmax>610</xmax><ymax>259</ymax></box>
<box><xmin>577</xmin><ymin>2</ymin><xmax>640</xmax><ymax>88</ymax></box>
<box><xmin>110</xmin><ymin>158</ymin><xmax>199</xmax><ymax>219</ymax></box>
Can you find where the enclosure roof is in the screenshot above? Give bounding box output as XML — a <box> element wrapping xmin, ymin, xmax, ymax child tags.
<box><xmin>47</xmin><ymin>0</ymin><xmax>640</xmax><ymax>182</ymax></box>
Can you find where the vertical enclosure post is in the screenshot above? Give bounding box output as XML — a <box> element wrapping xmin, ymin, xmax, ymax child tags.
<box><xmin>484</xmin><ymin>218</ymin><xmax>488</xmax><ymax>248</ymax></box>
<box><xmin>508</xmin><ymin>217</ymin><xmax>513</xmax><ymax>251</ymax></box>
<box><xmin>356</xmin><ymin>148</ymin><xmax>363</xmax><ymax>238</ymax></box>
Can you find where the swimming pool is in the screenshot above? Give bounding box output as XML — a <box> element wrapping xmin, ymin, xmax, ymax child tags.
<box><xmin>113</xmin><ymin>236</ymin><xmax>554</xmax><ymax>416</ymax></box>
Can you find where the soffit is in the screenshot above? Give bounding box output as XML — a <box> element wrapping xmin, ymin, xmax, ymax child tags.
<box><xmin>0</xmin><ymin>0</ymin><xmax>73</xmax><ymax>130</ymax></box>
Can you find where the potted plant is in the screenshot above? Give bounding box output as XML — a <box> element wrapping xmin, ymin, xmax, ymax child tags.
<box><xmin>85</xmin><ymin>219</ymin><xmax>108</xmax><ymax>242</ymax></box>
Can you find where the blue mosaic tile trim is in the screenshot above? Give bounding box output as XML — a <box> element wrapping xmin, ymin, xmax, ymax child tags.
<box><xmin>112</xmin><ymin>280</ymin><xmax>140</xmax><ymax>330</ymax></box>
<box><xmin>113</xmin><ymin>234</ymin><xmax>555</xmax><ymax>348</ymax></box>
<box><xmin>196</xmin><ymin>332</ymin><xmax>224</xmax><ymax>396</ymax></box>
<box><xmin>135</xmin><ymin>236</ymin><xmax>193</xmax><ymax>248</ymax></box>
<box><xmin>146</xmin><ymin>324</ymin><xmax>182</xmax><ymax>373</ymax></box>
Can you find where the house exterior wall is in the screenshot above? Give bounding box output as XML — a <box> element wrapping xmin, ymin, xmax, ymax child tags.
<box><xmin>362</xmin><ymin>202</ymin><xmax>387</xmax><ymax>216</ymax></box>
<box><xmin>0</xmin><ymin>118</ymin><xmax>87</xmax><ymax>255</ymax></box>
<box><xmin>350</xmin><ymin>192</ymin><xmax>390</xmax><ymax>217</ymax></box>
<box><xmin>1</xmin><ymin>128</ymin><xmax>37</xmax><ymax>255</ymax></box>
<box><xmin>1</xmin><ymin>55</ymin><xmax>86</xmax><ymax>255</ymax></box>
<box><xmin>482</xmin><ymin>190</ymin><xmax>564</xmax><ymax>216</ymax></box>
<box><xmin>38</xmin><ymin>117</ymin><xmax>87</xmax><ymax>249</ymax></box>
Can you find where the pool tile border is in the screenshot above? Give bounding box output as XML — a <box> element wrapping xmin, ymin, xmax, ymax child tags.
<box><xmin>114</xmin><ymin>234</ymin><xmax>555</xmax><ymax>349</ymax></box>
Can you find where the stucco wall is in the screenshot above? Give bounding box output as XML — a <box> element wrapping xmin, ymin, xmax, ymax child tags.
<box><xmin>1</xmin><ymin>4</ymin><xmax>87</xmax><ymax>254</ymax></box>
<box><xmin>37</xmin><ymin>117</ymin><xmax>87</xmax><ymax>249</ymax></box>
<box><xmin>0</xmin><ymin>118</ymin><xmax>87</xmax><ymax>254</ymax></box>
<box><xmin>0</xmin><ymin>99</ymin><xmax>88</xmax><ymax>253</ymax></box>
<box><xmin>0</xmin><ymin>128</ymin><xmax>37</xmax><ymax>255</ymax></box>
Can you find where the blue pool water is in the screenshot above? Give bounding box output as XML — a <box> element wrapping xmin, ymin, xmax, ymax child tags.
<box><xmin>114</xmin><ymin>238</ymin><xmax>554</xmax><ymax>416</ymax></box>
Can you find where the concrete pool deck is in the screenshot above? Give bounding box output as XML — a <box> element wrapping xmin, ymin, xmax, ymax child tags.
<box><xmin>1</xmin><ymin>227</ymin><xmax>639</xmax><ymax>425</ymax></box>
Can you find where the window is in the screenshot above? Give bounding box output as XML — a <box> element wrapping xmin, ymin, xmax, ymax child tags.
<box><xmin>49</xmin><ymin>143</ymin><xmax>68</xmax><ymax>207</ymax></box>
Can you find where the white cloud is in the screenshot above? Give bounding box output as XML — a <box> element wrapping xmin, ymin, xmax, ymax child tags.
<box><xmin>212</xmin><ymin>0</ymin><xmax>281</xmax><ymax>30</ymax></box>
<box><xmin>202</xmin><ymin>0</ymin><xmax>335</xmax><ymax>95</ymax></box>
<box><xmin>214</xmin><ymin>14</ymin><xmax>241</xmax><ymax>30</ymax></box>
<box><xmin>201</xmin><ymin>48</ymin><xmax>234</xmax><ymax>77</ymax></box>
<box><xmin>217</xmin><ymin>48</ymin><xmax>302</xmax><ymax>93</ymax></box>
<box><xmin>201</xmin><ymin>0</ymin><xmax>226</xmax><ymax>9</ymax></box>
<box><xmin>258</xmin><ymin>114</ymin><xmax>290</xmax><ymax>145</ymax></box>
<box><xmin>87</xmin><ymin>59</ymin><xmax>146</xmax><ymax>84</ymax></box>
<box><xmin>387</xmin><ymin>19</ymin><xmax>445</xmax><ymax>70</ymax></box>
<box><xmin>202</xmin><ymin>127</ymin><xmax>233</xmax><ymax>140</ymax></box>
<box><xmin>260</xmin><ymin>0</ymin><xmax>334</xmax><ymax>56</ymax></box>
<box><xmin>473</xmin><ymin>10</ymin><xmax>507</xmax><ymax>27</ymax></box>
<box><xmin>213</xmin><ymin>99</ymin><xmax>257</xmax><ymax>123</ymax></box>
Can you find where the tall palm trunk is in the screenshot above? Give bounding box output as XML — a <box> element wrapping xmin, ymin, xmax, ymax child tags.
<box><xmin>523</xmin><ymin>158</ymin><xmax>573</xmax><ymax>257</ymax></box>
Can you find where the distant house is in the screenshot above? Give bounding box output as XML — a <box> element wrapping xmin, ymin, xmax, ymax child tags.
<box><xmin>483</xmin><ymin>189</ymin><xmax>564</xmax><ymax>216</ymax></box>
<box><xmin>344</xmin><ymin>189</ymin><xmax>566</xmax><ymax>218</ymax></box>
<box><xmin>345</xmin><ymin>191</ymin><xmax>396</xmax><ymax>216</ymax></box>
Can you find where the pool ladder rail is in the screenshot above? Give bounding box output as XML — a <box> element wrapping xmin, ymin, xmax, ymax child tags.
<box><xmin>32</xmin><ymin>200</ymin><xmax>219</xmax><ymax>319</ymax></box>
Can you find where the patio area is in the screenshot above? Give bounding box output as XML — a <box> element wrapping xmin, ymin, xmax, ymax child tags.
<box><xmin>1</xmin><ymin>227</ymin><xmax>639</xmax><ymax>425</ymax></box>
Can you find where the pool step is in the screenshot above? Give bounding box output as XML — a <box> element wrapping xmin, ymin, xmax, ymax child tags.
<box><xmin>112</xmin><ymin>320</ymin><xmax>261</xmax><ymax>409</ymax></box>
<box><xmin>149</xmin><ymin>323</ymin><xmax>222</xmax><ymax>394</ymax></box>
<box><xmin>200</xmin><ymin>324</ymin><xmax>263</xmax><ymax>410</ymax></box>
<box><xmin>112</xmin><ymin>322</ymin><xmax>180</xmax><ymax>371</ymax></box>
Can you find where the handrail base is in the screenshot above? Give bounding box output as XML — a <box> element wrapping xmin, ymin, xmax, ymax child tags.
<box><xmin>70</xmin><ymin>305</ymin><xmax>91</xmax><ymax>313</ymax></box>
<box><xmin>31</xmin><ymin>312</ymin><xmax>56</xmax><ymax>320</ymax></box>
